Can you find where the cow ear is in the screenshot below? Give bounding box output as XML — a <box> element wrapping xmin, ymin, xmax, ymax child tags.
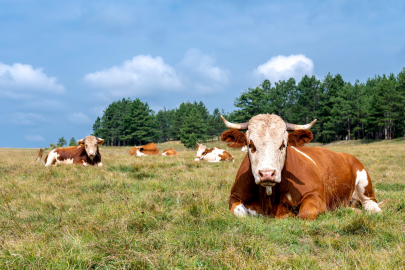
<box><xmin>195</xmin><ymin>145</ymin><xmax>198</xmax><ymax>149</ymax></box>
<box><xmin>78</xmin><ymin>138</ymin><xmax>85</xmax><ymax>146</ymax></box>
<box><xmin>97</xmin><ymin>138</ymin><xmax>104</xmax><ymax>145</ymax></box>
<box><xmin>221</xmin><ymin>129</ymin><xmax>247</xmax><ymax>148</ymax></box>
<box><xmin>288</xmin><ymin>130</ymin><xmax>313</xmax><ymax>147</ymax></box>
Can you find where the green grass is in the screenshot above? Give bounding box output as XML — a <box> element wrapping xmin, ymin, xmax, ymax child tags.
<box><xmin>1</xmin><ymin>139</ymin><xmax>405</xmax><ymax>269</ymax></box>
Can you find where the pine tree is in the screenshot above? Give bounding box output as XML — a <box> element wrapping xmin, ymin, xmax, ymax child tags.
<box><xmin>180</xmin><ymin>108</ymin><xmax>207</xmax><ymax>148</ymax></box>
<box><xmin>57</xmin><ymin>137</ymin><xmax>67</xmax><ymax>147</ymax></box>
<box><xmin>123</xmin><ymin>99</ymin><xmax>157</xmax><ymax>145</ymax></box>
<box><xmin>69</xmin><ymin>137</ymin><xmax>77</xmax><ymax>146</ymax></box>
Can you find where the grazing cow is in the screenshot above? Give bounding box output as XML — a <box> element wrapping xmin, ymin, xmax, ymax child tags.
<box><xmin>161</xmin><ymin>148</ymin><xmax>179</xmax><ymax>156</ymax></box>
<box><xmin>128</xmin><ymin>142</ymin><xmax>159</xmax><ymax>156</ymax></box>
<box><xmin>37</xmin><ymin>136</ymin><xmax>104</xmax><ymax>166</ymax></box>
<box><xmin>194</xmin><ymin>143</ymin><xmax>234</xmax><ymax>162</ymax></box>
<box><xmin>220</xmin><ymin>114</ymin><xmax>381</xmax><ymax>220</ymax></box>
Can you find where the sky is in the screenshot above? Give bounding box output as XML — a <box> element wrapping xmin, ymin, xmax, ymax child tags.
<box><xmin>1</xmin><ymin>0</ymin><xmax>404</xmax><ymax>148</ymax></box>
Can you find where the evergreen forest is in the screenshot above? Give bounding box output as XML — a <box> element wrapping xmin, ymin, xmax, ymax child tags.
<box><xmin>92</xmin><ymin>68</ymin><xmax>405</xmax><ymax>147</ymax></box>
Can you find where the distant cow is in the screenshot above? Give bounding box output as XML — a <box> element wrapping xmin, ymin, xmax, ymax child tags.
<box><xmin>37</xmin><ymin>136</ymin><xmax>104</xmax><ymax>166</ymax></box>
<box><xmin>220</xmin><ymin>114</ymin><xmax>381</xmax><ymax>220</ymax></box>
<box><xmin>161</xmin><ymin>148</ymin><xmax>178</xmax><ymax>156</ymax></box>
<box><xmin>128</xmin><ymin>142</ymin><xmax>159</xmax><ymax>156</ymax></box>
<box><xmin>194</xmin><ymin>142</ymin><xmax>234</xmax><ymax>162</ymax></box>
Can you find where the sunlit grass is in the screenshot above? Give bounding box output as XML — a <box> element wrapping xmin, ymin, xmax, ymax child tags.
<box><xmin>0</xmin><ymin>139</ymin><xmax>404</xmax><ymax>269</ymax></box>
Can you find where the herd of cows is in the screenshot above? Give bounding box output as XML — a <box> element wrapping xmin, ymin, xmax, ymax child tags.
<box><xmin>35</xmin><ymin>113</ymin><xmax>384</xmax><ymax>220</ymax></box>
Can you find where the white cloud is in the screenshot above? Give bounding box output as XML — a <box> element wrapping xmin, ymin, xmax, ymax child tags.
<box><xmin>7</xmin><ymin>112</ymin><xmax>46</xmax><ymax>126</ymax></box>
<box><xmin>84</xmin><ymin>55</ymin><xmax>182</xmax><ymax>97</ymax></box>
<box><xmin>0</xmin><ymin>63</ymin><xmax>65</xmax><ymax>97</ymax></box>
<box><xmin>84</xmin><ymin>49</ymin><xmax>230</xmax><ymax>97</ymax></box>
<box><xmin>24</xmin><ymin>135</ymin><xmax>45</xmax><ymax>142</ymax></box>
<box><xmin>178</xmin><ymin>48</ymin><xmax>230</xmax><ymax>94</ymax></box>
<box><xmin>253</xmin><ymin>54</ymin><xmax>314</xmax><ymax>83</ymax></box>
<box><xmin>68</xmin><ymin>112</ymin><xmax>93</xmax><ymax>125</ymax></box>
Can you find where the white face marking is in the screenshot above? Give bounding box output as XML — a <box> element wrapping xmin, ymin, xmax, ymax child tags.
<box><xmin>246</xmin><ymin>114</ymin><xmax>288</xmax><ymax>185</ymax></box>
<box><xmin>78</xmin><ymin>135</ymin><xmax>102</xmax><ymax>159</ymax></box>
<box><xmin>354</xmin><ymin>169</ymin><xmax>381</xmax><ymax>213</ymax></box>
<box><xmin>196</xmin><ymin>144</ymin><xmax>207</xmax><ymax>158</ymax></box>
<box><xmin>291</xmin><ymin>146</ymin><xmax>316</xmax><ymax>165</ymax></box>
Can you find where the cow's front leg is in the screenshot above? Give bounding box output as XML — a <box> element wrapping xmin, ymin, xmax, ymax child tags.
<box><xmin>297</xmin><ymin>195</ymin><xmax>326</xmax><ymax>220</ymax></box>
<box><xmin>273</xmin><ymin>203</ymin><xmax>295</xmax><ymax>219</ymax></box>
<box><xmin>230</xmin><ymin>201</ymin><xmax>263</xmax><ymax>217</ymax></box>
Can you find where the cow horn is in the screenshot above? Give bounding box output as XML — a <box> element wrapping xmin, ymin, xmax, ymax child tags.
<box><xmin>220</xmin><ymin>115</ymin><xmax>249</xmax><ymax>130</ymax></box>
<box><xmin>285</xmin><ymin>119</ymin><xmax>317</xmax><ymax>131</ymax></box>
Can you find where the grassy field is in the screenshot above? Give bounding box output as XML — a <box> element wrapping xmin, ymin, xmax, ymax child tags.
<box><xmin>1</xmin><ymin>139</ymin><xmax>405</xmax><ymax>269</ymax></box>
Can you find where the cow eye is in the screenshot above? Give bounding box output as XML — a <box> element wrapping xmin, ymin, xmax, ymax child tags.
<box><xmin>279</xmin><ymin>143</ymin><xmax>286</xmax><ymax>150</ymax></box>
<box><xmin>248</xmin><ymin>141</ymin><xmax>256</xmax><ymax>153</ymax></box>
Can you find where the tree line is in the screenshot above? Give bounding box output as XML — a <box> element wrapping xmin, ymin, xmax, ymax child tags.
<box><xmin>92</xmin><ymin>68</ymin><xmax>405</xmax><ymax>147</ymax></box>
<box><xmin>92</xmin><ymin>99</ymin><xmax>228</xmax><ymax>148</ymax></box>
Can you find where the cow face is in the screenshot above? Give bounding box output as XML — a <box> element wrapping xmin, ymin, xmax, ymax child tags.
<box><xmin>245</xmin><ymin>114</ymin><xmax>288</xmax><ymax>186</ymax></box>
<box><xmin>195</xmin><ymin>143</ymin><xmax>207</xmax><ymax>159</ymax></box>
<box><xmin>78</xmin><ymin>136</ymin><xmax>104</xmax><ymax>160</ymax></box>
<box><xmin>221</xmin><ymin>114</ymin><xmax>316</xmax><ymax>194</ymax></box>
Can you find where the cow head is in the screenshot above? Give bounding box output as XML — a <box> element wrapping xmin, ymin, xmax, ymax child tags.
<box><xmin>78</xmin><ymin>136</ymin><xmax>104</xmax><ymax>160</ymax></box>
<box><xmin>221</xmin><ymin>114</ymin><xmax>316</xmax><ymax>194</ymax></box>
<box><xmin>195</xmin><ymin>143</ymin><xmax>207</xmax><ymax>159</ymax></box>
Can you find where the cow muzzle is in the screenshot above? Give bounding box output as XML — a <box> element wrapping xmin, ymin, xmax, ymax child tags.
<box><xmin>258</xmin><ymin>169</ymin><xmax>278</xmax><ymax>185</ymax></box>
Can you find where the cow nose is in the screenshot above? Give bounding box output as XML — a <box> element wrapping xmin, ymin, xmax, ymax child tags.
<box><xmin>258</xmin><ymin>170</ymin><xmax>277</xmax><ymax>182</ymax></box>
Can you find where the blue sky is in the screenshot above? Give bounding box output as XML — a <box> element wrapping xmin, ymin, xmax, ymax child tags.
<box><xmin>1</xmin><ymin>0</ymin><xmax>404</xmax><ymax>148</ymax></box>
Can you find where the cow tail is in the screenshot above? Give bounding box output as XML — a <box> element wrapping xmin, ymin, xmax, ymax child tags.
<box><xmin>36</xmin><ymin>149</ymin><xmax>45</xmax><ymax>166</ymax></box>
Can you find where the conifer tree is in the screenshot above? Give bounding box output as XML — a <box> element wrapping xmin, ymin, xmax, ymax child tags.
<box><xmin>57</xmin><ymin>137</ymin><xmax>67</xmax><ymax>147</ymax></box>
<box><xmin>69</xmin><ymin>137</ymin><xmax>77</xmax><ymax>146</ymax></box>
<box><xmin>180</xmin><ymin>108</ymin><xmax>207</xmax><ymax>148</ymax></box>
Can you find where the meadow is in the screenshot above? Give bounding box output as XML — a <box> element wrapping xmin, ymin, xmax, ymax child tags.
<box><xmin>1</xmin><ymin>139</ymin><xmax>405</xmax><ymax>269</ymax></box>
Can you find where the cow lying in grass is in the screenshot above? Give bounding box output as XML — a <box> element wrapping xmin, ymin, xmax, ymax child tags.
<box><xmin>128</xmin><ymin>142</ymin><xmax>159</xmax><ymax>156</ymax></box>
<box><xmin>37</xmin><ymin>136</ymin><xmax>104</xmax><ymax>166</ymax></box>
<box><xmin>220</xmin><ymin>114</ymin><xmax>382</xmax><ymax>220</ymax></box>
<box><xmin>194</xmin><ymin>143</ymin><xmax>234</xmax><ymax>162</ymax></box>
<box><xmin>160</xmin><ymin>148</ymin><xmax>179</xmax><ymax>156</ymax></box>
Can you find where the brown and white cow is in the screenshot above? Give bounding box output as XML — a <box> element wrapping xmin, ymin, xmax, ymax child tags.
<box><xmin>160</xmin><ymin>148</ymin><xmax>179</xmax><ymax>156</ymax></box>
<box><xmin>220</xmin><ymin>114</ymin><xmax>381</xmax><ymax>220</ymax></box>
<box><xmin>194</xmin><ymin>143</ymin><xmax>234</xmax><ymax>162</ymax></box>
<box><xmin>128</xmin><ymin>142</ymin><xmax>159</xmax><ymax>156</ymax></box>
<box><xmin>37</xmin><ymin>136</ymin><xmax>104</xmax><ymax>166</ymax></box>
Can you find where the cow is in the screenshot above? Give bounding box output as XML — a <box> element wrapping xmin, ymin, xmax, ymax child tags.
<box><xmin>194</xmin><ymin>142</ymin><xmax>234</xmax><ymax>162</ymax></box>
<box><xmin>37</xmin><ymin>136</ymin><xmax>104</xmax><ymax>166</ymax></box>
<box><xmin>220</xmin><ymin>114</ymin><xmax>382</xmax><ymax>220</ymax></box>
<box><xmin>160</xmin><ymin>148</ymin><xmax>179</xmax><ymax>156</ymax></box>
<box><xmin>128</xmin><ymin>142</ymin><xmax>159</xmax><ymax>156</ymax></box>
